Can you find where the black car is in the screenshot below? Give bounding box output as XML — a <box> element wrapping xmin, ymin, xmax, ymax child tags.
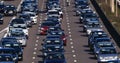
<box><xmin>3</xmin><ymin>5</ymin><xmax>17</xmax><ymax>16</ymax></box>
<box><xmin>0</xmin><ymin>14</ymin><xmax>3</xmax><ymax>24</ymax></box>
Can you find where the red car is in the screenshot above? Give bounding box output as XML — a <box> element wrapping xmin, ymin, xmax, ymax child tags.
<box><xmin>40</xmin><ymin>21</ymin><xmax>57</xmax><ymax>35</ymax></box>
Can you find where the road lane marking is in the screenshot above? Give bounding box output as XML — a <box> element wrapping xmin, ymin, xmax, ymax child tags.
<box><xmin>72</xmin><ymin>50</ymin><xmax>75</xmax><ymax>53</ymax></box>
<box><xmin>32</xmin><ymin>57</ymin><xmax>36</xmax><ymax>59</ymax></box>
<box><xmin>69</xmin><ymin>35</ymin><xmax>72</xmax><ymax>37</ymax></box>
<box><xmin>33</xmin><ymin>52</ymin><xmax>37</xmax><ymax>55</ymax></box>
<box><xmin>74</xmin><ymin>60</ymin><xmax>77</xmax><ymax>63</ymax></box>
<box><xmin>70</xmin><ymin>42</ymin><xmax>73</xmax><ymax>44</ymax></box>
<box><xmin>71</xmin><ymin>46</ymin><xmax>74</xmax><ymax>48</ymax></box>
<box><xmin>73</xmin><ymin>55</ymin><xmax>76</xmax><ymax>58</ymax></box>
<box><xmin>32</xmin><ymin>62</ymin><xmax>35</xmax><ymax>63</ymax></box>
<box><xmin>36</xmin><ymin>40</ymin><xmax>38</xmax><ymax>42</ymax></box>
<box><xmin>36</xmin><ymin>36</ymin><xmax>39</xmax><ymax>39</ymax></box>
<box><xmin>70</xmin><ymin>38</ymin><xmax>73</xmax><ymax>41</ymax></box>
<box><xmin>34</xmin><ymin>48</ymin><xmax>37</xmax><ymax>50</ymax></box>
<box><xmin>69</xmin><ymin>32</ymin><xmax>71</xmax><ymax>34</ymax></box>
<box><xmin>35</xmin><ymin>44</ymin><xmax>38</xmax><ymax>46</ymax></box>
<box><xmin>68</xmin><ymin>28</ymin><xmax>71</xmax><ymax>31</ymax></box>
<box><xmin>17</xmin><ymin>0</ymin><xmax>24</xmax><ymax>11</ymax></box>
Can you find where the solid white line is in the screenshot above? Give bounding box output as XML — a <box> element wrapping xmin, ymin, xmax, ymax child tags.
<box><xmin>17</xmin><ymin>0</ymin><xmax>24</xmax><ymax>11</ymax></box>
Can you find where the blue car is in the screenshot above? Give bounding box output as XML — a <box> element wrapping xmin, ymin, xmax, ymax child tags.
<box><xmin>0</xmin><ymin>48</ymin><xmax>18</xmax><ymax>63</ymax></box>
<box><xmin>0</xmin><ymin>54</ymin><xmax>15</xmax><ymax>63</ymax></box>
<box><xmin>44</xmin><ymin>53</ymin><xmax>66</xmax><ymax>63</ymax></box>
<box><xmin>97</xmin><ymin>47</ymin><xmax>118</xmax><ymax>63</ymax></box>
<box><xmin>93</xmin><ymin>41</ymin><xmax>115</xmax><ymax>55</ymax></box>
<box><xmin>3</xmin><ymin>42</ymin><xmax>23</xmax><ymax>60</ymax></box>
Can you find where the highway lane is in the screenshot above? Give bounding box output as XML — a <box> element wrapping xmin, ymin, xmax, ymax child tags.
<box><xmin>0</xmin><ymin>0</ymin><xmax>22</xmax><ymax>31</ymax></box>
<box><xmin>18</xmin><ymin>0</ymin><xmax>46</xmax><ymax>63</ymax></box>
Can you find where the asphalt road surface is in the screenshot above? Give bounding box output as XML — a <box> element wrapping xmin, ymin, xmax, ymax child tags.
<box><xmin>0</xmin><ymin>0</ymin><xmax>119</xmax><ymax>63</ymax></box>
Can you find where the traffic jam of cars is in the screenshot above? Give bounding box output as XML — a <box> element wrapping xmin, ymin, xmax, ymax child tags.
<box><xmin>75</xmin><ymin>0</ymin><xmax>120</xmax><ymax>63</ymax></box>
<box><xmin>0</xmin><ymin>0</ymin><xmax>120</xmax><ymax>63</ymax></box>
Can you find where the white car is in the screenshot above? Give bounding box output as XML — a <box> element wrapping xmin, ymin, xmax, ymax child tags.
<box><xmin>7</xmin><ymin>28</ymin><xmax>27</xmax><ymax>46</ymax></box>
<box><xmin>9</xmin><ymin>18</ymin><xmax>29</xmax><ymax>36</ymax></box>
<box><xmin>22</xmin><ymin>12</ymin><xmax>38</xmax><ymax>24</ymax></box>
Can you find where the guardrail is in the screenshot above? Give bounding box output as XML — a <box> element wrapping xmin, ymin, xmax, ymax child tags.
<box><xmin>90</xmin><ymin>0</ymin><xmax>120</xmax><ymax>47</ymax></box>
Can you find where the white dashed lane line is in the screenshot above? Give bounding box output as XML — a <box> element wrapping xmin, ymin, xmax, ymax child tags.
<box><xmin>74</xmin><ymin>60</ymin><xmax>77</xmax><ymax>63</ymax></box>
<box><xmin>70</xmin><ymin>42</ymin><xmax>73</xmax><ymax>44</ymax></box>
<box><xmin>33</xmin><ymin>52</ymin><xmax>37</xmax><ymax>55</ymax></box>
<box><xmin>73</xmin><ymin>55</ymin><xmax>76</xmax><ymax>58</ymax></box>
<box><xmin>32</xmin><ymin>57</ymin><xmax>36</xmax><ymax>60</ymax></box>
<box><xmin>34</xmin><ymin>48</ymin><xmax>37</xmax><ymax>50</ymax></box>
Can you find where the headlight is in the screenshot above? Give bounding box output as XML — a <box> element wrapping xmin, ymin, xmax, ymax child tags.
<box><xmin>99</xmin><ymin>57</ymin><xmax>103</xmax><ymax>60</ymax></box>
<box><xmin>19</xmin><ymin>52</ymin><xmax>22</xmax><ymax>55</ymax></box>
<box><xmin>41</xmin><ymin>28</ymin><xmax>44</xmax><ymax>30</ymax></box>
<box><xmin>87</xmin><ymin>30</ymin><xmax>91</xmax><ymax>34</ymax></box>
<box><xmin>13</xmin><ymin>57</ymin><xmax>17</xmax><ymax>61</ymax></box>
<box><xmin>0</xmin><ymin>18</ymin><xmax>3</xmax><ymax>20</ymax></box>
<box><xmin>44</xmin><ymin>53</ymin><xmax>47</xmax><ymax>56</ymax></box>
<box><xmin>80</xmin><ymin>17</ymin><xmax>83</xmax><ymax>19</ymax></box>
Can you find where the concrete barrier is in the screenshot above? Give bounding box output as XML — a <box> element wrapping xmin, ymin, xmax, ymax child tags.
<box><xmin>90</xmin><ymin>0</ymin><xmax>120</xmax><ymax>47</ymax></box>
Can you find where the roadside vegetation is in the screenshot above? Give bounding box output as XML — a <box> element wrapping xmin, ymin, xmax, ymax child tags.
<box><xmin>96</xmin><ymin>0</ymin><xmax>120</xmax><ymax>33</ymax></box>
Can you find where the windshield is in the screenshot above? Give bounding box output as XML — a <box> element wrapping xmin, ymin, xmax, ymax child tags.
<box><xmin>100</xmin><ymin>48</ymin><xmax>117</xmax><ymax>54</ymax></box>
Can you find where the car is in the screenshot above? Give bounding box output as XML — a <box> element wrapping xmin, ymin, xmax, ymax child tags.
<box><xmin>0</xmin><ymin>37</ymin><xmax>18</xmax><ymax>43</ymax></box>
<box><xmin>88</xmin><ymin>33</ymin><xmax>110</xmax><ymax>50</ymax></box>
<box><xmin>0</xmin><ymin>54</ymin><xmax>16</xmax><ymax>63</ymax></box>
<box><xmin>0</xmin><ymin>14</ymin><xmax>3</xmax><ymax>24</ymax></box>
<box><xmin>22</xmin><ymin>11</ymin><xmax>38</xmax><ymax>24</ymax></box>
<box><xmin>45</xmin><ymin>35</ymin><xmax>67</xmax><ymax>45</ymax></box>
<box><xmin>19</xmin><ymin>14</ymin><xmax>32</xmax><ymax>27</ymax></box>
<box><xmin>80</xmin><ymin>13</ymin><xmax>98</xmax><ymax>23</ymax></box>
<box><xmin>47</xmin><ymin>30</ymin><xmax>67</xmax><ymax>46</ymax></box>
<box><xmin>9</xmin><ymin>18</ymin><xmax>28</xmax><ymax>36</ymax></box>
<box><xmin>7</xmin><ymin>28</ymin><xmax>27</xmax><ymax>46</ymax></box>
<box><xmin>84</xmin><ymin>23</ymin><xmax>102</xmax><ymax>35</ymax></box>
<box><xmin>43</xmin><ymin>53</ymin><xmax>66</xmax><ymax>63</ymax></box>
<box><xmin>75</xmin><ymin>0</ymin><xmax>89</xmax><ymax>8</ymax></box>
<box><xmin>97</xmin><ymin>47</ymin><xmax>118</xmax><ymax>63</ymax></box>
<box><xmin>47</xmin><ymin>9</ymin><xmax>61</xmax><ymax>18</ymax></box>
<box><xmin>40</xmin><ymin>21</ymin><xmax>59</xmax><ymax>35</ymax></box>
<box><xmin>0</xmin><ymin>48</ymin><xmax>18</xmax><ymax>63</ymax></box>
<box><xmin>42</xmin><ymin>45</ymin><xmax>64</xmax><ymax>57</ymax></box>
<box><xmin>45</xmin><ymin>16</ymin><xmax>61</xmax><ymax>23</ymax></box>
<box><xmin>0</xmin><ymin>2</ymin><xmax>5</xmax><ymax>14</ymax></box>
<box><xmin>3</xmin><ymin>5</ymin><xmax>17</xmax><ymax>16</ymax></box>
<box><xmin>75</xmin><ymin>6</ymin><xmax>92</xmax><ymax>16</ymax></box>
<box><xmin>93</xmin><ymin>42</ymin><xmax>115</xmax><ymax>55</ymax></box>
<box><xmin>47</xmin><ymin>26</ymin><xmax>63</xmax><ymax>33</ymax></box>
<box><xmin>42</xmin><ymin>39</ymin><xmax>64</xmax><ymax>56</ymax></box>
<box><xmin>3</xmin><ymin>42</ymin><xmax>23</xmax><ymax>60</ymax></box>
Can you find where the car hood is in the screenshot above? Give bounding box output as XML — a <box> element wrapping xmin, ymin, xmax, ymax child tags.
<box><xmin>45</xmin><ymin>59</ymin><xmax>65</xmax><ymax>63</ymax></box>
<box><xmin>98</xmin><ymin>54</ymin><xmax>118</xmax><ymax>58</ymax></box>
<box><xmin>0</xmin><ymin>61</ymin><xmax>15</xmax><ymax>63</ymax></box>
